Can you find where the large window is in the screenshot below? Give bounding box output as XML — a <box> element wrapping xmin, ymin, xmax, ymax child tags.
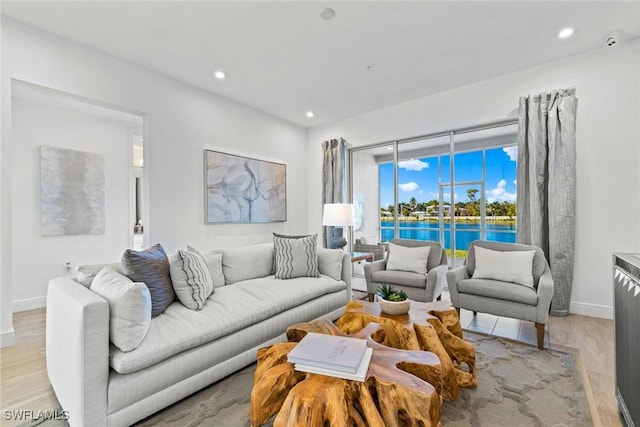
<box><xmin>350</xmin><ymin>121</ymin><xmax>517</xmax><ymax>266</ymax></box>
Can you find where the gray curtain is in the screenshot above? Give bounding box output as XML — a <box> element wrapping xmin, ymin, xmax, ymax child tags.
<box><xmin>516</xmin><ymin>88</ymin><xmax>577</xmax><ymax>317</ymax></box>
<box><xmin>322</xmin><ymin>138</ymin><xmax>347</xmax><ymax>248</ymax></box>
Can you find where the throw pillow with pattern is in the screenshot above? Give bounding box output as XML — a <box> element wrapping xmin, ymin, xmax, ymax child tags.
<box><xmin>273</xmin><ymin>233</ymin><xmax>320</xmax><ymax>279</ymax></box>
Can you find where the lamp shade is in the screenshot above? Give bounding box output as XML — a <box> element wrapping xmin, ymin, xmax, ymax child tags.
<box><xmin>322</xmin><ymin>203</ymin><xmax>355</xmax><ymax>227</ymax></box>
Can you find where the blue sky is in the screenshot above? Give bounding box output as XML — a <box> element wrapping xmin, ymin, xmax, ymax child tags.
<box><xmin>379</xmin><ymin>146</ymin><xmax>517</xmax><ymax>208</ymax></box>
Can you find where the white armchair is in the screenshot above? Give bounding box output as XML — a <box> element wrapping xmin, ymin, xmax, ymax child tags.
<box><xmin>364</xmin><ymin>239</ymin><xmax>448</xmax><ymax>303</ymax></box>
<box><xmin>447</xmin><ymin>240</ymin><xmax>555</xmax><ymax>349</ymax></box>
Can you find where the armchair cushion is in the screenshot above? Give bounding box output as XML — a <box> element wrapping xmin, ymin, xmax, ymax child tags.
<box><xmin>371</xmin><ymin>270</ymin><xmax>428</xmax><ymax>289</ymax></box>
<box><xmin>457</xmin><ymin>278</ymin><xmax>539</xmax><ymax>306</ymax></box>
<box><xmin>471</xmin><ymin>246</ymin><xmax>536</xmax><ymax>288</ymax></box>
<box><xmin>386</xmin><ymin>243</ymin><xmax>430</xmax><ymax>275</ymax></box>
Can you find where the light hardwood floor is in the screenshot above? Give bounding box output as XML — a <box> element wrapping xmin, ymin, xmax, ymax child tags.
<box><xmin>0</xmin><ymin>295</ymin><xmax>622</xmax><ymax>427</ymax></box>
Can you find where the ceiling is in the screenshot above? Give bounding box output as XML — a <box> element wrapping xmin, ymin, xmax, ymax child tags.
<box><xmin>2</xmin><ymin>1</ymin><xmax>639</xmax><ymax>128</ymax></box>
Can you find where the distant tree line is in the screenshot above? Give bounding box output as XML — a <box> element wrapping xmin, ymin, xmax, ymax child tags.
<box><xmin>381</xmin><ymin>189</ymin><xmax>516</xmax><ymax>219</ymax></box>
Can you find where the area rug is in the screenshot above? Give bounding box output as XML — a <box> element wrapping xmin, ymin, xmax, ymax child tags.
<box><xmin>20</xmin><ymin>332</ymin><xmax>593</xmax><ymax>427</ymax></box>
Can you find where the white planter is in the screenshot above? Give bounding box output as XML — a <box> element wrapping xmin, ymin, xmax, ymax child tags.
<box><xmin>377</xmin><ymin>297</ymin><xmax>411</xmax><ymax>316</ymax></box>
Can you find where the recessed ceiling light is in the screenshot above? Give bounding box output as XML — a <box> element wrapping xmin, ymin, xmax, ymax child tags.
<box><xmin>306</xmin><ymin>111</ymin><xmax>315</xmax><ymax>118</ymax></box>
<box><xmin>319</xmin><ymin>7</ymin><xmax>336</xmax><ymax>20</ymax></box>
<box><xmin>213</xmin><ymin>70</ymin><xmax>226</xmax><ymax>80</ymax></box>
<box><xmin>387</xmin><ymin>146</ymin><xmax>393</xmax><ymax>151</ymax></box>
<box><xmin>558</xmin><ymin>28</ymin><xmax>574</xmax><ymax>39</ymax></box>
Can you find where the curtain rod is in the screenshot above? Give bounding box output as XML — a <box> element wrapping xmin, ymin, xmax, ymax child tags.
<box><xmin>348</xmin><ymin>117</ymin><xmax>518</xmax><ymax>153</ymax></box>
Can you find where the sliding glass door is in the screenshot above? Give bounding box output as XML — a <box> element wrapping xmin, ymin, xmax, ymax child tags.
<box><xmin>349</xmin><ymin>121</ymin><xmax>517</xmax><ymax>266</ymax></box>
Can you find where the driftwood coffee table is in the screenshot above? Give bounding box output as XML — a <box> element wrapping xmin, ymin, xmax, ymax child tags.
<box><xmin>250</xmin><ymin>300</ymin><xmax>476</xmax><ymax>427</ymax></box>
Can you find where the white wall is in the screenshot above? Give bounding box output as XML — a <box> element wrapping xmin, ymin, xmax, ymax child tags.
<box><xmin>11</xmin><ymin>93</ymin><xmax>139</xmax><ymax>310</ymax></box>
<box><xmin>1</xmin><ymin>19</ymin><xmax>308</xmax><ymax>342</ymax></box>
<box><xmin>308</xmin><ymin>40</ymin><xmax>640</xmax><ymax>319</ymax></box>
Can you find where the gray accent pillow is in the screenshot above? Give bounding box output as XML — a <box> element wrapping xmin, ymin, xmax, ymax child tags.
<box><xmin>169</xmin><ymin>248</ymin><xmax>214</xmax><ymax>310</ymax></box>
<box><xmin>273</xmin><ymin>234</ymin><xmax>320</xmax><ymax>279</ymax></box>
<box><xmin>90</xmin><ymin>267</ymin><xmax>151</xmax><ymax>352</ymax></box>
<box><xmin>121</xmin><ymin>243</ymin><xmax>175</xmax><ymax>317</ymax></box>
<box><xmin>317</xmin><ymin>248</ymin><xmax>344</xmax><ymax>281</ymax></box>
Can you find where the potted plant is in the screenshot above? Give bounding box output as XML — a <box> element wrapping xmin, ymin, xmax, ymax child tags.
<box><xmin>376</xmin><ymin>284</ymin><xmax>411</xmax><ymax>315</ymax></box>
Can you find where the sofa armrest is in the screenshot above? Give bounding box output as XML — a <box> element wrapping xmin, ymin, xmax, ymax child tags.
<box><xmin>340</xmin><ymin>252</ymin><xmax>352</xmax><ymax>299</ymax></box>
<box><xmin>46</xmin><ymin>277</ymin><xmax>110</xmax><ymax>427</ymax></box>
<box><xmin>446</xmin><ymin>266</ymin><xmax>469</xmax><ymax>307</ymax></box>
<box><xmin>535</xmin><ymin>267</ymin><xmax>555</xmax><ymax>323</ymax></box>
<box><xmin>364</xmin><ymin>259</ymin><xmax>386</xmax><ymax>295</ymax></box>
<box><xmin>426</xmin><ymin>264</ymin><xmax>448</xmax><ymax>301</ymax></box>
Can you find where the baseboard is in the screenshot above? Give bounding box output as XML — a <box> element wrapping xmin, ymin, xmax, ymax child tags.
<box><xmin>13</xmin><ymin>296</ymin><xmax>47</xmax><ymax>313</ymax></box>
<box><xmin>569</xmin><ymin>301</ymin><xmax>613</xmax><ymax>320</ymax></box>
<box><xmin>0</xmin><ymin>329</ymin><xmax>15</xmax><ymax>348</ymax></box>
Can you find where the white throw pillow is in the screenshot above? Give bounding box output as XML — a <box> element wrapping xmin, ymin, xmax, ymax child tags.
<box><xmin>76</xmin><ymin>262</ymin><xmax>122</xmax><ymax>286</ymax></box>
<box><xmin>90</xmin><ymin>267</ymin><xmax>151</xmax><ymax>352</ymax></box>
<box><xmin>169</xmin><ymin>248</ymin><xmax>215</xmax><ymax>310</ymax></box>
<box><xmin>386</xmin><ymin>243</ymin><xmax>430</xmax><ymax>275</ymax></box>
<box><xmin>472</xmin><ymin>246</ymin><xmax>536</xmax><ymax>287</ymax></box>
<box><xmin>317</xmin><ymin>248</ymin><xmax>344</xmax><ymax>281</ymax></box>
<box><xmin>195</xmin><ymin>249</ymin><xmax>225</xmax><ymax>289</ymax></box>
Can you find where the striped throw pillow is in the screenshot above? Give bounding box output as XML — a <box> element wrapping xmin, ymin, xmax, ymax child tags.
<box><xmin>169</xmin><ymin>247</ymin><xmax>215</xmax><ymax>310</ymax></box>
<box><xmin>273</xmin><ymin>234</ymin><xmax>320</xmax><ymax>279</ymax></box>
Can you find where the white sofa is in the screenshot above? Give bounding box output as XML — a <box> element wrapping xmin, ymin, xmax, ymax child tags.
<box><xmin>46</xmin><ymin>243</ymin><xmax>351</xmax><ymax>427</ymax></box>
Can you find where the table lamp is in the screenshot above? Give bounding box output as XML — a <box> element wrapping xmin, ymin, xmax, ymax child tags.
<box><xmin>322</xmin><ymin>203</ymin><xmax>356</xmax><ymax>249</ymax></box>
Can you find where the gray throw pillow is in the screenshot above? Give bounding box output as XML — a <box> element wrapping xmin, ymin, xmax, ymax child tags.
<box><xmin>273</xmin><ymin>234</ymin><xmax>320</xmax><ymax>279</ymax></box>
<box><xmin>121</xmin><ymin>243</ymin><xmax>175</xmax><ymax>317</ymax></box>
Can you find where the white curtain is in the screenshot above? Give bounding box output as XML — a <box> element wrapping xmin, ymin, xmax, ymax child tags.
<box><xmin>322</xmin><ymin>138</ymin><xmax>347</xmax><ymax>248</ymax></box>
<box><xmin>517</xmin><ymin>88</ymin><xmax>577</xmax><ymax>316</ymax></box>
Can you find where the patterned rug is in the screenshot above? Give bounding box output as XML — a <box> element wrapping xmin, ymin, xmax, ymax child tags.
<box><xmin>20</xmin><ymin>332</ymin><xmax>593</xmax><ymax>427</ymax></box>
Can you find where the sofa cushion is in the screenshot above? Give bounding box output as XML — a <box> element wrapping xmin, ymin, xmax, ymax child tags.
<box><xmin>472</xmin><ymin>246</ymin><xmax>535</xmax><ymax>288</ymax></box>
<box><xmin>273</xmin><ymin>234</ymin><xmax>320</xmax><ymax>279</ymax></box>
<box><xmin>372</xmin><ymin>270</ymin><xmax>428</xmax><ymax>289</ymax></box>
<box><xmin>110</xmin><ymin>274</ymin><xmax>346</xmax><ymax>374</ymax></box>
<box><xmin>77</xmin><ymin>262</ymin><xmax>122</xmax><ymax>287</ymax></box>
<box><xmin>195</xmin><ymin>248</ymin><xmax>225</xmax><ymax>289</ymax></box>
<box><xmin>169</xmin><ymin>248</ymin><xmax>214</xmax><ymax>310</ymax></box>
<box><xmin>221</xmin><ymin>243</ymin><xmax>273</xmax><ymax>285</ymax></box>
<box><xmin>317</xmin><ymin>248</ymin><xmax>343</xmax><ymax>281</ymax></box>
<box><xmin>457</xmin><ymin>278</ymin><xmax>538</xmax><ymax>306</ymax></box>
<box><xmin>122</xmin><ymin>244</ymin><xmax>175</xmax><ymax>317</ymax></box>
<box><xmin>386</xmin><ymin>243</ymin><xmax>430</xmax><ymax>275</ymax></box>
<box><xmin>90</xmin><ymin>267</ymin><xmax>151</xmax><ymax>352</ymax></box>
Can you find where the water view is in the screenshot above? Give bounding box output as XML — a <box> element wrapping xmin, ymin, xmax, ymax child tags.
<box><xmin>380</xmin><ymin>220</ymin><xmax>516</xmax><ymax>250</ymax></box>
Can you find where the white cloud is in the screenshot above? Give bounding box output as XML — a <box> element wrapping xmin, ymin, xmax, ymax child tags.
<box><xmin>503</xmin><ymin>146</ymin><xmax>517</xmax><ymax>161</ymax></box>
<box><xmin>398</xmin><ymin>159</ymin><xmax>429</xmax><ymax>171</ymax></box>
<box><xmin>487</xmin><ymin>179</ymin><xmax>517</xmax><ymax>202</ymax></box>
<box><xmin>513</xmin><ymin>179</ymin><xmax>517</xmax><ymax>185</ymax></box>
<box><xmin>398</xmin><ymin>182</ymin><xmax>419</xmax><ymax>192</ymax></box>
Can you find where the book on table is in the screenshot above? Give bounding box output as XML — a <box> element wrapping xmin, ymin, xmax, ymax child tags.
<box><xmin>287</xmin><ymin>332</ymin><xmax>369</xmax><ymax>374</ymax></box>
<box><xmin>294</xmin><ymin>347</ymin><xmax>373</xmax><ymax>382</ymax></box>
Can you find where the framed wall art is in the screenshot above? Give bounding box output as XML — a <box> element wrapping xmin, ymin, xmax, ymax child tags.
<box><xmin>204</xmin><ymin>150</ymin><xmax>286</xmax><ymax>223</ymax></box>
<box><xmin>40</xmin><ymin>146</ymin><xmax>105</xmax><ymax>236</ymax></box>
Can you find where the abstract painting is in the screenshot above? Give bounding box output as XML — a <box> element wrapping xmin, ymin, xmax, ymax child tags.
<box><xmin>40</xmin><ymin>146</ymin><xmax>105</xmax><ymax>236</ymax></box>
<box><xmin>204</xmin><ymin>150</ymin><xmax>286</xmax><ymax>223</ymax></box>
